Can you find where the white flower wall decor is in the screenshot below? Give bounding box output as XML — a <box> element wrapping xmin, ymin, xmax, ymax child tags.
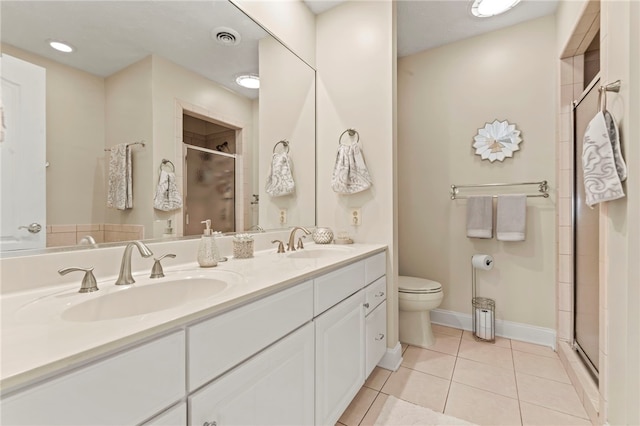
<box><xmin>473</xmin><ymin>120</ymin><xmax>522</xmax><ymax>162</ymax></box>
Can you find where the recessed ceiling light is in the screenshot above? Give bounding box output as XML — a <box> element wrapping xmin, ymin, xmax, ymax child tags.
<box><xmin>235</xmin><ymin>74</ymin><xmax>260</xmax><ymax>89</ymax></box>
<box><xmin>48</xmin><ymin>40</ymin><xmax>74</xmax><ymax>53</ymax></box>
<box><xmin>471</xmin><ymin>0</ymin><xmax>521</xmax><ymax>17</ymax></box>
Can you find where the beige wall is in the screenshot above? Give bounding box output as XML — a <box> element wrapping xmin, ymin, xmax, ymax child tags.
<box><xmin>316</xmin><ymin>1</ymin><xmax>398</xmax><ymax>347</ymax></box>
<box><xmin>1</xmin><ymin>44</ymin><xmax>106</xmax><ymax>226</ymax></box>
<box><xmin>258</xmin><ymin>36</ymin><xmax>316</xmax><ymax>229</ymax></box>
<box><xmin>398</xmin><ymin>16</ymin><xmax>557</xmax><ymax>328</ymax></box>
<box><xmin>231</xmin><ymin>0</ymin><xmax>316</xmax><ymax>68</ymax></box>
<box><xmin>104</xmin><ymin>57</ymin><xmax>154</xmax><ymax>235</ymax></box>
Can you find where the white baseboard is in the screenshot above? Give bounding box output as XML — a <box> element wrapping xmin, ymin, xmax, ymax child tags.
<box><xmin>430</xmin><ymin>308</ymin><xmax>557</xmax><ymax>350</ymax></box>
<box><xmin>377</xmin><ymin>341</ymin><xmax>403</xmax><ymax>371</ymax></box>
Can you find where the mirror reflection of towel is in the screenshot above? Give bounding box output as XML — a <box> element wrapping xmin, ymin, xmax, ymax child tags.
<box><xmin>582</xmin><ymin>110</ymin><xmax>627</xmax><ymax>207</ymax></box>
<box><xmin>331</xmin><ymin>143</ymin><xmax>372</xmax><ymax>194</ymax></box>
<box><xmin>107</xmin><ymin>143</ymin><xmax>132</xmax><ymax>210</ymax></box>
<box><xmin>154</xmin><ymin>170</ymin><xmax>183</xmax><ymax>211</ymax></box>
<box><xmin>265</xmin><ymin>152</ymin><xmax>295</xmax><ymax>197</ymax></box>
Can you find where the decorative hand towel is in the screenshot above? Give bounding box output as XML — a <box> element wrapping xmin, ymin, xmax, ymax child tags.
<box><xmin>496</xmin><ymin>194</ymin><xmax>526</xmax><ymax>241</ymax></box>
<box><xmin>154</xmin><ymin>170</ymin><xmax>183</xmax><ymax>211</ymax></box>
<box><xmin>331</xmin><ymin>143</ymin><xmax>372</xmax><ymax>194</ymax></box>
<box><xmin>466</xmin><ymin>196</ymin><xmax>493</xmax><ymax>239</ymax></box>
<box><xmin>107</xmin><ymin>143</ymin><xmax>133</xmax><ymax>210</ymax></box>
<box><xmin>582</xmin><ymin>110</ymin><xmax>627</xmax><ymax>207</ymax></box>
<box><xmin>265</xmin><ymin>152</ymin><xmax>295</xmax><ymax>197</ymax></box>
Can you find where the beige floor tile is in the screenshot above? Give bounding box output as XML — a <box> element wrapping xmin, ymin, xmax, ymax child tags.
<box><xmin>432</xmin><ymin>324</ymin><xmax>463</xmax><ymax>337</ymax></box>
<box><xmin>520</xmin><ymin>401</ymin><xmax>592</xmax><ymax>425</ymax></box>
<box><xmin>360</xmin><ymin>393</ymin><xmax>389</xmax><ymax>426</ymax></box>
<box><xmin>401</xmin><ymin>343</ymin><xmax>408</xmax><ymax>354</ymax></box>
<box><xmin>364</xmin><ymin>367</ymin><xmax>392</xmax><ymax>391</ymax></box>
<box><xmin>338</xmin><ymin>386</ymin><xmax>378</xmax><ymax>426</ymax></box>
<box><xmin>452</xmin><ymin>357</ymin><xmax>518</xmax><ymax>399</ymax></box>
<box><xmin>336</xmin><ymin>423</ymin><xmax>347</xmax><ymax>426</ymax></box>
<box><xmin>424</xmin><ymin>332</ymin><xmax>461</xmax><ymax>356</ymax></box>
<box><xmin>462</xmin><ymin>330</ymin><xmax>511</xmax><ymax>349</ymax></box>
<box><xmin>402</xmin><ymin>346</ymin><xmax>457</xmax><ymax>380</ymax></box>
<box><xmin>517</xmin><ymin>372</ymin><xmax>589</xmax><ymax>419</ymax></box>
<box><xmin>457</xmin><ymin>337</ymin><xmax>514</xmax><ymax>370</ymax></box>
<box><xmin>444</xmin><ymin>382</ymin><xmax>521</xmax><ymax>426</ymax></box>
<box><xmin>511</xmin><ymin>340</ymin><xmax>558</xmax><ymax>358</ymax></box>
<box><xmin>513</xmin><ymin>351</ymin><xmax>571</xmax><ymax>384</ymax></box>
<box><xmin>381</xmin><ymin>366</ymin><xmax>450</xmax><ymax>413</ymax></box>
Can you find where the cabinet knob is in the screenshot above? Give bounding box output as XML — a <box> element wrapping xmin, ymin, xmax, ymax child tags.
<box><xmin>375</xmin><ymin>333</ymin><xmax>385</xmax><ymax>341</ymax></box>
<box><xmin>363</xmin><ymin>302</ymin><xmax>370</xmax><ymax>309</ymax></box>
<box><xmin>203</xmin><ymin>422</ymin><xmax>217</xmax><ymax>426</ymax></box>
<box><xmin>375</xmin><ymin>291</ymin><xmax>385</xmax><ymax>297</ymax></box>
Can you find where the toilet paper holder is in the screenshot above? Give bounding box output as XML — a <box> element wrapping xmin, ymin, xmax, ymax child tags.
<box><xmin>471</xmin><ymin>255</ymin><xmax>495</xmax><ymax>343</ymax></box>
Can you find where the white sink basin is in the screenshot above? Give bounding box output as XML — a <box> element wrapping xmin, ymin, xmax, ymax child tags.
<box><xmin>15</xmin><ymin>270</ymin><xmax>243</xmax><ymax>323</ymax></box>
<box><xmin>62</xmin><ymin>277</ymin><xmax>229</xmax><ymax>322</ymax></box>
<box><xmin>287</xmin><ymin>246</ymin><xmax>352</xmax><ymax>259</ymax></box>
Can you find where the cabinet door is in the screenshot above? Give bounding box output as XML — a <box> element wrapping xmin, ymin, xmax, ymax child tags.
<box><xmin>189</xmin><ymin>323</ymin><xmax>314</xmax><ymax>426</ymax></box>
<box><xmin>365</xmin><ymin>301</ymin><xmax>387</xmax><ymax>377</ymax></box>
<box><xmin>315</xmin><ymin>290</ymin><xmax>366</xmax><ymax>426</ymax></box>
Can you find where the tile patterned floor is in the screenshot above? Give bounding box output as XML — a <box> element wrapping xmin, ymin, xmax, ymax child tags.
<box><xmin>337</xmin><ymin>325</ymin><xmax>592</xmax><ymax>426</ymax></box>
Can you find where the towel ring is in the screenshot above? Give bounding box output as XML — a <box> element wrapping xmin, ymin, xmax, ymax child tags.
<box><xmin>338</xmin><ymin>128</ymin><xmax>360</xmax><ymax>145</ymax></box>
<box><xmin>160</xmin><ymin>159</ymin><xmax>175</xmax><ymax>173</ymax></box>
<box><xmin>273</xmin><ymin>140</ymin><xmax>290</xmax><ymax>154</ymax></box>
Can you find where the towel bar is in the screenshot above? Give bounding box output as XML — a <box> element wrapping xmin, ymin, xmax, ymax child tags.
<box><xmin>450</xmin><ymin>180</ymin><xmax>549</xmax><ymax>200</ymax></box>
<box><xmin>104</xmin><ymin>140</ymin><xmax>145</xmax><ymax>152</ymax></box>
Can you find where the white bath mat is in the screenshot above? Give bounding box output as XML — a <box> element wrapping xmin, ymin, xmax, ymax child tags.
<box><xmin>374</xmin><ymin>395</ymin><xmax>477</xmax><ymax>426</ymax></box>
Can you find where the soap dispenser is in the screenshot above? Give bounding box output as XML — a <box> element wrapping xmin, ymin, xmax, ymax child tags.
<box><xmin>197</xmin><ymin>220</ymin><xmax>218</xmax><ymax>267</ymax></box>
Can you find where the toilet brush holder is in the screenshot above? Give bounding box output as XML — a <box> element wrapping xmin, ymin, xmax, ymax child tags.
<box><xmin>472</xmin><ymin>297</ymin><xmax>495</xmax><ymax>342</ymax></box>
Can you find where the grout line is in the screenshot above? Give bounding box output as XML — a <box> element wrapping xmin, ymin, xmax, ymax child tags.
<box><xmin>441</xmin><ymin>332</ymin><xmax>463</xmax><ymax>414</ymax></box>
<box><xmin>512</xmin><ymin>344</ymin><xmax>524</xmax><ymax>425</ymax></box>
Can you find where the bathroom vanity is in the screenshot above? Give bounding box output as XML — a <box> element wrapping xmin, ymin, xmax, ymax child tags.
<box><xmin>0</xmin><ymin>243</ymin><xmax>387</xmax><ymax>426</ymax></box>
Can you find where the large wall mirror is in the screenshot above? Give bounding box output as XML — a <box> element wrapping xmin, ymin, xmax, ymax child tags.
<box><xmin>0</xmin><ymin>0</ymin><xmax>316</xmax><ymax>255</ymax></box>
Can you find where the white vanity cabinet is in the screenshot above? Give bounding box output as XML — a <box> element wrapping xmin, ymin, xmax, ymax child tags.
<box><xmin>0</xmin><ymin>331</ymin><xmax>186</xmax><ymax>426</ymax></box>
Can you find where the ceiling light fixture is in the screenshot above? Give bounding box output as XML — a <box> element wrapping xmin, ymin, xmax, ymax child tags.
<box><xmin>471</xmin><ymin>0</ymin><xmax>521</xmax><ymax>17</ymax></box>
<box><xmin>48</xmin><ymin>40</ymin><xmax>75</xmax><ymax>53</ymax></box>
<box><xmin>235</xmin><ymin>74</ymin><xmax>260</xmax><ymax>89</ymax></box>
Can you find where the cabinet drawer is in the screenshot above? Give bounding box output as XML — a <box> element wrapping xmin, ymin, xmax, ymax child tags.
<box><xmin>314</xmin><ymin>261</ymin><xmax>365</xmax><ymax>315</ymax></box>
<box><xmin>365</xmin><ymin>301</ymin><xmax>387</xmax><ymax>377</ymax></box>
<box><xmin>364</xmin><ymin>251</ymin><xmax>386</xmax><ymax>285</ymax></box>
<box><xmin>188</xmin><ymin>281</ymin><xmax>313</xmax><ymax>391</ymax></box>
<box><xmin>143</xmin><ymin>403</ymin><xmax>186</xmax><ymax>426</ymax></box>
<box><xmin>1</xmin><ymin>331</ymin><xmax>185</xmax><ymax>426</ymax></box>
<box><xmin>365</xmin><ymin>276</ymin><xmax>386</xmax><ymax>316</ymax></box>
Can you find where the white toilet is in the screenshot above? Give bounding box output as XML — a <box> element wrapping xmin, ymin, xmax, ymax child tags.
<box><xmin>398</xmin><ymin>276</ymin><xmax>444</xmax><ymax>348</ymax></box>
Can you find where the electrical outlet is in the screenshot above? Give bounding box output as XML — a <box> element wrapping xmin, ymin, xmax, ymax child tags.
<box><xmin>279</xmin><ymin>209</ymin><xmax>287</xmax><ymax>225</ymax></box>
<box><xmin>350</xmin><ymin>208</ymin><xmax>362</xmax><ymax>226</ymax></box>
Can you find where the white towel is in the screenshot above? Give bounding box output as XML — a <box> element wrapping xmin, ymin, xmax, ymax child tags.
<box><xmin>265</xmin><ymin>152</ymin><xmax>295</xmax><ymax>197</ymax></box>
<box><xmin>331</xmin><ymin>143</ymin><xmax>372</xmax><ymax>194</ymax></box>
<box><xmin>583</xmin><ymin>110</ymin><xmax>627</xmax><ymax>207</ymax></box>
<box><xmin>496</xmin><ymin>194</ymin><xmax>526</xmax><ymax>241</ymax></box>
<box><xmin>466</xmin><ymin>196</ymin><xmax>493</xmax><ymax>239</ymax></box>
<box><xmin>154</xmin><ymin>170</ymin><xmax>183</xmax><ymax>211</ymax></box>
<box><xmin>107</xmin><ymin>143</ymin><xmax>132</xmax><ymax>210</ymax></box>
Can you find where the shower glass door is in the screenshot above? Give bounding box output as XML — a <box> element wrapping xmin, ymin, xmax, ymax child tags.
<box><xmin>572</xmin><ymin>77</ymin><xmax>600</xmax><ymax>377</ymax></box>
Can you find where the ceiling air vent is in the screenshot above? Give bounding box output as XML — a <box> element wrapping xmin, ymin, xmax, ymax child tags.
<box><xmin>212</xmin><ymin>27</ymin><xmax>241</xmax><ymax>46</ymax></box>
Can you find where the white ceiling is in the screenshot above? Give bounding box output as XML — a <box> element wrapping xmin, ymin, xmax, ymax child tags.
<box><xmin>306</xmin><ymin>0</ymin><xmax>559</xmax><ymax>57</ymax></box>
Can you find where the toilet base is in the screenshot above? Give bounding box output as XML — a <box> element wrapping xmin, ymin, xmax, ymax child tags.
<box><xmin>399</xmin><ymin>309</ymin><xmax>436</xmax><ymax>348</ymax></box>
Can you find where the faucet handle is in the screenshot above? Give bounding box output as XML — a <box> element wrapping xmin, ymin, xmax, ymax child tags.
<box><xmin>271</xmin><ymin>240</ymin><xmax>285</xmax><ymax>254</ymax></box>
<box><xmin>297</xmin><ymin>236</ymin><xmax>306</xmax><ymax>250</ymax></box>
<box><xmin>58</xmin><ymin>266</ymin><xmax>99</xmax><ymax>293</ymax></box>
<box><xmin>150</xmin><ymin>254</ymin><xmax>176</xmax><ymax>279</ymax></box>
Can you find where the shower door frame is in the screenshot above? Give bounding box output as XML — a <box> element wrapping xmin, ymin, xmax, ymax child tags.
<box><xmin>571</xmin><ymin>75</ymin><xmax>601</xmax><ymax>381</ymax></box>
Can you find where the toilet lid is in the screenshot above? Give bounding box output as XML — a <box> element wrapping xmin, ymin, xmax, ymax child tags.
<box><xmin>398</xmin><ymin>276</ymin><xmax>442</xmax><ymax>294</ymax></box>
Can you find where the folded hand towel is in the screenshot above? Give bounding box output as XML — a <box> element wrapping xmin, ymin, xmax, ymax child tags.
<box><xmin>331</xmin><ymin>143</ymin><xmax>372</xmax><ymax>194</ymax></box>
<box><xmin>265</xmin><ymin>152</ymin><xmax>295</xmax><ymax>197</ymax></box>
<box><xmin>583</xmin><ymin>110</ymin><xmax>627</xmax><ymax>207</ymax></box>
<box><xmin>466</xmin><ymin>196</ymin><xmax>493</xmax><ymax>239</ymax></box>
<box><xmin>154</xmin><ymin>170</ymin><xmax>183</xmax><ymax>211</ymax></box>
<box><xmin>107</xmin><ymin>143</ymin><xmax>132</xmax><ymax>210</ymax></box>
<box><xmin>496</xmin><ymin>194</ymin><xmax>526</xmax><ymax>241</ymax></box>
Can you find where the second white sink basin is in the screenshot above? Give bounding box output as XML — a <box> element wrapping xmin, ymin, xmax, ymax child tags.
<box><xmin>62</xmin><ymin>277</ymin><xmax>229</xmax><ymax>322</ymax></box>
<box><xmin>287</xmin><ymin>246</ymin><xmax>352</xmax><ymax>259</ymax></box>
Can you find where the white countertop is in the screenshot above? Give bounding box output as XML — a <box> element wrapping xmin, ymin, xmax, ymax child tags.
<box><xmin>0</xmin><ymin>243</ymin><xmax>386</xmax><ymax>393</ymax></box>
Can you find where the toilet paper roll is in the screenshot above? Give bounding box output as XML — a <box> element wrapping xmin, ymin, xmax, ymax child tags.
<box><xmin>475</xmin><ymin>308</ymin><xmax>494</xmax><ymax>340</ymax></box>
<box><xmin>471</xmin><ymin>254</ymin><xmax>494</xmax><ymax>270</ymax></box>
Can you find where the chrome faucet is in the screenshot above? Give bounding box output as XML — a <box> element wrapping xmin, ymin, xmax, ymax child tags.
<box><xmin>115</xmin><ymin>241</ymin><xmax>153</xmax><ymax>285</ymax></box>
<box><xmin>287</xmin><ymin>226</ymin><xmax>311</xmax><ymax>251</ymax></box>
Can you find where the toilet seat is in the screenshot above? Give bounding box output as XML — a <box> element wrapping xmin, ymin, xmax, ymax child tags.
<box><xmin>398</xmin><ymin>276</ymin><xmax>442</xmax><ymax>295</ymax></box>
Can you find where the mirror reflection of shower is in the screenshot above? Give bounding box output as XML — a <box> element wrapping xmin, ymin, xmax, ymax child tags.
<box><xmin>183</xmin><ymin>113</ymin><xmax>237</xmax><ymax>235</ymax></box>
